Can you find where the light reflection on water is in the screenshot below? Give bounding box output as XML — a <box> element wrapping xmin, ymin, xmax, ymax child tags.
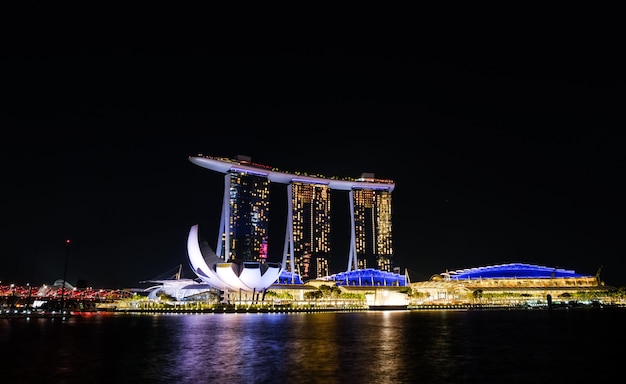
<box><xmin>1</xmin><ymin>309</ymin><xmax>625</xmax><ymax>384</ymax></box>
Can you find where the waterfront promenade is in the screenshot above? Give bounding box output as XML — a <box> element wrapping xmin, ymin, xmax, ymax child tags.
<box><xmin>3</xmin><ymin>283</ymin><xmax>625</xmax><ymax>319</ymax></box>
<box><xmin>4</xmin><ymin>301</ymin><xmax>623</xmax><ymax>319</ymax></box>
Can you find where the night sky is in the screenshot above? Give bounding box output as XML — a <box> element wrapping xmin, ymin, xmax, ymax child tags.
<box><xmin>2</xmin><ymin>7</ymin><xmax>624</xmax><ymax>288</ymax></box>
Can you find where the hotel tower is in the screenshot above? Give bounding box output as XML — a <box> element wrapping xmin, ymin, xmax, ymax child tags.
<box><xmin>189</xmin><ymin>155</ymin><xmax>395</xmax><ymax>281</ymax></box>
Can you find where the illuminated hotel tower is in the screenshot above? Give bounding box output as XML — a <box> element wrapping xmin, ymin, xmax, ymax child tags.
<box><xmin>220</xmin><ymin>171</ymin><xmax>270</xmax><ymax>263</ymax></box>
<box><xmin>290</xmin><ymin>182</ymin><xmax>331</xmax><ymax>279</ymax></box>
<box><xmin>189</xmin><ymin>155</ymin><xmax>395</xmax><ymax>280</ymax></box>
<box><xmin>353</xmin><ymin>183</ymin><xmax>394</xmax><ymax>271</ymax></box>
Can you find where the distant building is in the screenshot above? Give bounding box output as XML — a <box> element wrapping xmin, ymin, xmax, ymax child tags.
<box><xmin>409</xmin><ymin>263</ymin><xmax>611</xmax><ymax>305</ymax></box>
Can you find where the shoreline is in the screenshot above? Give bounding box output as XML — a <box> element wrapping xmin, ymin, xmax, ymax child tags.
<box><xmin>3</xmin><ymin>302</ymin><xmax>625</xmax><ymax>318</ymax></box>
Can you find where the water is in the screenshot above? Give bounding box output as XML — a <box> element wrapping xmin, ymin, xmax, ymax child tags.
<box><xmin>1</xmin><ymin>308</ymin><xmax>624</xmax><ymax>384</ymax></box>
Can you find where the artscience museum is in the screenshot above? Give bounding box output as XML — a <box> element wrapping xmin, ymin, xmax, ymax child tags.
<box><xmin>187</xmin><ymin>224</ymin><xmax>283</xmax><ymax>293</ymax></box>
<box><xmin>183</xmin><ymin>221</ymin><xmax>409</xmax><ymax>306</ymax></box>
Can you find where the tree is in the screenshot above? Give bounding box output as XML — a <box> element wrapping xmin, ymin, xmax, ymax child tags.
<box><xmin>472</xmin><ymin>289</ymin><xmax>483</xmax><ymax>303</ymax></box>
<box><xmin>304</xmin><ymin>291</ymin><xmax>323</xmax><ymax>300</ymax></box>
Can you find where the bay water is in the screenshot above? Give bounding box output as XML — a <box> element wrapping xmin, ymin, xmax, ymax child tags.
<box><xmin>1</xmin><ymin>308</ymin><xmax>623</xmax><ymax>383</ymax></box>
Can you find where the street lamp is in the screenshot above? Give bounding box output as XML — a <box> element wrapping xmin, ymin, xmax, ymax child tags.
<box><xmin>10</xmin><ymin>284</ymin><xmax>15</xmax><ymax>310</ymax></box>
<box><xmin>61</xmin><ymin>239</ymin><xmax>70</xmax><ymax>313</ymax></box>
<box><xmin>26</xmin><ymin>283</ymin><xmax>31</xmax><ymax>310</ymax></box>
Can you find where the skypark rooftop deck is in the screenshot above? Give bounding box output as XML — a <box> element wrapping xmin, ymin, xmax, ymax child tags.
<box><xmin>189</xmin><ymin>155</ymin><xmax>395</xmax><ymax>191</ymax></box>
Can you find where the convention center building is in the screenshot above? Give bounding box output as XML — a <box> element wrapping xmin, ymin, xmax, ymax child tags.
<box><xmin>407</xmin><ymin>263</ymin><xmax>612</xmax><ymax>306</ymax></box>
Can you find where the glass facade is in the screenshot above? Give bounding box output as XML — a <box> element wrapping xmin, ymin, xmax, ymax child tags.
<box><xmin>353</xmin><ymin>189</ymin><xmax>394</xmax><ymax>271</ymax></box>
<box><xmin>226</xmin><ymin>172</ymin><xmax>270</xmax><ymax>263</ymax></box>
<box><xmin>291</xmin><ymin>183</ymin><xmax>331</xmax><ymax>279</ymax></box>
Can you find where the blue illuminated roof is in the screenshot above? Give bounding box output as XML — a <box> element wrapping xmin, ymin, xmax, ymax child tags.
<box><xmin>445</xmin><ymin>263</ymin><xmax>592</xmax><ymax>280</ymax></box>
<box><xmin>324</xmin><ymin>268</ymin><xmax>407</xmax><ymax>286</ymax></box>
<box><xmin>275</xmin><ymin>270</ymin><xmax>304</xmax><ymax>285</ymax></box>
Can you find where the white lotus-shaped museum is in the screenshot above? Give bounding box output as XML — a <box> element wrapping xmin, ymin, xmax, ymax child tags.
<box><xmin>187</xmin><ymin>224</ymin><xmax>283</xmax><ymax>292</ymax></box>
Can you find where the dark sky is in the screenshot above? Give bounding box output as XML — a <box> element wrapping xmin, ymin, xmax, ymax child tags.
<box><xmin>2</xmin><ymin>6</ymin><xmax>625</xmax><ymax>288</ymax></box>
